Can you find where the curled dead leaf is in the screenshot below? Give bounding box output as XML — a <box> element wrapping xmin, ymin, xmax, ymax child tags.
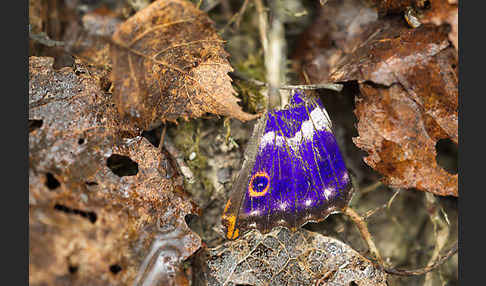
<box><xmin>330</xmin><ymin>22</ymin><xmax>457</xmax><ymax>196</ymax></box>
<box><xmin>354</xmin><ymin>83</ymin><xmax>457</xmax><ymax>197</ymax></box>
<box><xmin>111</xmin><ymin>0</ymin><xmax>257</xmax><ymax>129</ymax></box>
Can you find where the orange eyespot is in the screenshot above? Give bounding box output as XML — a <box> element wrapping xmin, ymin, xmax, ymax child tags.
<box><xmin>248</xmin><ymin>171</ymin><xmax>270</xmax><ymax>197</ymax></box>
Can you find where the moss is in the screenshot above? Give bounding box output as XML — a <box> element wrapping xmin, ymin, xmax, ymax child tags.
<box><xmin>169</xmin><ymin>120</ymin><xmax>213</xmax><ymax>196</ymax></box>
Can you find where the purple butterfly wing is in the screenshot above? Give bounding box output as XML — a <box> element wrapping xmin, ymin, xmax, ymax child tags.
<box><xmin>222</xmin><ymin>91</ymin><xmax>353</xmax><ymax>239</ymax></box>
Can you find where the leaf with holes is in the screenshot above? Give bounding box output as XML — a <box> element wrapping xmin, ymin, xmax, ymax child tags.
<box><xmin>29</xmin><ymin>56</ymin><xmax>201</xmax><ymax>285</ymax></box>
<box><xmin>330</xmin><ymin>22</ymin><xmax>458</xmax><ymax>197</ymax></box>
<box><xmin>110</xmin><ymin>0</ymin><xmax>257</xmax><ymax>129</ymax></box>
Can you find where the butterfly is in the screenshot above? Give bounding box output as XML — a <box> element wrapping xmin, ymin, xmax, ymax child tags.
<box><xmin>221</xmin><ymin>90</ymin><xmax>353</xmax><ymax>239</ymax></box>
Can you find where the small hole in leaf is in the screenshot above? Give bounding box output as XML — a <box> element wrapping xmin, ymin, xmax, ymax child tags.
<box><xmin>29</xmin><ymin>119</ymin><xmax>43</xmax><ymax>133</ymax></box>
<box><xmin>54</xmin><ymin>204</ymin><xmax>97</xmax><ymax>223</ymax></box>
<box><xmin>45</xmin><ymin>173</ymin><xmax>61</xmax><ymax>190</ymax></box>
<box><xmin>68</xmin><ymin>265</ymin><xmax>78</xmax><ymax>274</ymax></box>
<box><xmin>78</xmin><ymin>138</ymin><xmax>85</xmax><ymax>145</ymax></box>
<box><xmin>422</xmin><ymin>0</ymin><xmax>431</xmax><ymax>9</ymax></box>
<box><xmin>110</xmin><ymin>264</ymin><xmax>122</xmax><ymax>274</ymax></box>
<box><xmin>349</xmin><ymin>282</ymin><xmax>358</xmax><ymax>286</ymax></box>
<box><xmin>85</xmin><ymin>181</ymin><xmax>98</xmax><ymax>186</ymax></box>
<box><xmin>106</xmin><ymin>154</ymin><xmax>139</xmax><ymax>177</ymax></box>
<box><xmin>184</xmin><ymin>214</ymin><xmax>202</xmax><ymax>237</ymax></box>
<box><xmin>184</xmin><ymin>214</ymin><xmax>198</xmax><ymax>225</ymax></box>
<box><xmin>435</xmin><ymin>139</ymin><xmax>458</xmax><ymax>174</ymax></box>
<box><xmin>141</xmin><ymin>127</ymin><xmax>161</xmax><ymax>148</ymax></box>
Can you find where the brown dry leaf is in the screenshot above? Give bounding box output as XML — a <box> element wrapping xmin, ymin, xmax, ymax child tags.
<box><xmin>29</xmin><ymin>56</ymin><xmax>201</xmax><ymax>286</ymax></box>
<box><xmin>291</xmin><ymin>0</ymin><xmax>378</xmax><ymax>84</ymax></box>
<box><xmin>364</xmin><ymin>0</ymin><xmax>427</xmax><ymax>14</ymax></box>
<box><xmin>330</xmin><ymin>22</ymin><xmax>457</xmax><ymax>197</ymax></box>
<box><xmin>29</xmin><ymin>0</ymin><xmax>45</xmax><ymax>34</ymax></box>
<box><xmin>420</xmin><ymin>0</ymin><xmax>458</xmax><ymax>51</ymax></box>
<box><xmin>63</xmin><ymin>9</ymin><xmax>122</xmax><ymax>67</ymax></box>
<box><xmin>201</xmin><ymin>227</ymin><xmax>387</xmax><ymax>286</ymax></box>
<box><xmin>111</xmin><ymin>0</ymin><xmax>257</xmax><ymax>129</ymax></box>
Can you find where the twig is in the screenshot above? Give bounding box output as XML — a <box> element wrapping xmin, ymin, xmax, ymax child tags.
<box><xmin>253</xmin><ymin>0</ymin><xmax>268</xmax><ymax>55</ymax></box>
<box><xmin>29</xmin><ymin>25</ymin><xmax>64</xmax><ymax>47</ymax></box>
<box><xmin>219</xmin><ymin>0</ymin><xmax>250</xmax><ymax>33</ymax></box>
<box><xmin>279</xmin><ymin>83</ymin><xmax>343</xmax><ymax>92</ymax></box>
<box><xmin>230</xmin><ymin>71</ymin><xmax>343</xmax><ymax>92</ymax></box>
<box><xmin>344</xmin><ymin>207</ymin><xmax>384</xmax><ymax>265</ymax></box>
<box><xmin>362</xmin><ymin>188</ymin><xmax>401</xmax><ymax>220</ymax></box>
<box><xmin>233</xmin><ymin>0</ymin><xmax>250</xmax><ymax>29</ymax></box>
<box><xmin>359</xmin><ymin>181</ymin><xmax>384</xmax><ymax>195</ymax></box>
<box><xmin>424</xmin><ymin>192</ymin><xmax>451</xmax><ymax>284</ymax></box>
<box><xmin>158</xmin><ymin>125</ymin><xmax>167</xmax><ymax>153</ymax></box>
<box><xmin>163</xmin><ymin>136</ymin><xmax>195</xmax><ymax>184</ymax></box>
<box><xmin>384</xmin><ymin>242</ymin><xmax>458</xmax><ymax>276</ymax></box>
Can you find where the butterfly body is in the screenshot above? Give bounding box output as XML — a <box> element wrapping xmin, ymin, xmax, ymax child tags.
<box><xmin>222</xmin><ymin>91</ymin><xmax>353</xmax><ymax>240</ymax></box>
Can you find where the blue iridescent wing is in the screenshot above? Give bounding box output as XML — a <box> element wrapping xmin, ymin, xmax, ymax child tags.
<box><xmin>222</xmin><ymin>91</ymin><xmax>353</xmax><ymax>239</ymax></box>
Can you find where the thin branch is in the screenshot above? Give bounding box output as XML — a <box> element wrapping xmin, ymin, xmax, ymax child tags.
<box><xmin>230</xmin><ymin>71</ymin><xmax>343</xmax><ymax>92</ymax></box>
<box><xmin>384</xmin><ymin>242</ymin><xmax>458</xmax><ymax>276</ymax></box>
<box><xmin>362</xmin><ymin>188</ymin><xmax>401</xmax><ymax>220</ymax></box>
<box><xmin>279</xmin><ymin>83</ymin><xmax>343</xmax><ymax>92</ymax></box>
<box><xmin>29</xmin><ymin>25</ymin><xmax>64</xmax><ymax>47</ymax></box>
<box><xmin>359</xmin><ymin>181</ymin><xmax>384</xmax><ymax>195</ymax></box>
<box><xmin>253</xmin><ymin>0</ymin><xmax>268</xmax><ymax>56</ymax></box>
<box><xmin>233</xmin><ymin>0</ymin><xmax>250</xmax><ymax>29</ymax></box>
<box><xmin>344</xmin><ymin>207</ymin><xmax>384</xmax><ymax>265</ymax></box>
<box><xmin>158</xmin><ymin>125</ymin><xmax>167</xmax><ymax>154</ymax></box>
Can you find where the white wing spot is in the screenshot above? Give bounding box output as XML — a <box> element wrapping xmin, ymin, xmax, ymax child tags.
<box><xmin>324</xmin><ymin>187</ymin><xmax>334</xmax><ymax>200</ymax></box>
<box><xmin>259</xmin><ymin>106</ymin><xmax>332</xmax><ymax>151</ymax></box>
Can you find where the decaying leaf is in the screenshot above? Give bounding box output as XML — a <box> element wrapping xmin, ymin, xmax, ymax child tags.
<box><xmin>291</xmin><ymin>0</ymin><xmax>379</xmax><ymax>84</ymax></box>
<box><xmin>420</xmin><ymin>0</ymin><xmax>458</xmax><ymax>51</ymax></box>
<box><xmin>363</xmin><ymin>0</ymin><xmax>428</xmax><ymax>15</ymax></box>
<box><xmin>330</xmin><ymin>22</ymin><xmax>458</xmax><ymax>196</ymax></box>
<box><xmin>29</xmin><ymin>56</ymin><xmax>201</xmax><ymax>285</ymax></box>
<box><xmin>202</xmin><ymin>227</ymin><xmax>387</xmax><ymax>286</ymax></box>
<box><xmin>111</xmin><ymin>0</ymin><xmax>257</xmax><ymax>129</ymax></box>
<box><xmin>353</xmin><ymin>83</ymin><xmax>457</xmax><ymax>197</ymax></box>
<box><xmin>63</xmin><ymin>9</ymin><xmax>122</xmax><ymax>67</ymax></box>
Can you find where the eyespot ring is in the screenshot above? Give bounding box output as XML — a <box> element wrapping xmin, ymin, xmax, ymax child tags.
<box><xmin>248</xmin><ymin>171</ymin><xmax>270</xmax><ymax>197</ymax></box>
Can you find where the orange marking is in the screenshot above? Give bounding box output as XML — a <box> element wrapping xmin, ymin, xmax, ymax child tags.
<box><xmin>223</xmin><ymin>199</ymin><xmax>231</xmax><ymax>214</ymax></box>
<box><xmin>248</xmin><ymin>171</ymin><xmax>270</xmax><ymax>197</ymax></box>
<box><xmin>225</xmin><ymin>214</ymin><xmax>239</xmax><ymax>239</ymax></box>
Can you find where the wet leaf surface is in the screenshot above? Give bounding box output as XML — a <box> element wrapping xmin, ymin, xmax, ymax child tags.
<box><xmin>29</xmin><ymin>57</ymin><xmax>201</xmax><ymax>286</ymax></box>
<box><xmin>202</xmin><ymin>227</ymin><xmax>387</xmax><ymax>286</ymax></box>
<box><xmin>110</xmin><ymin>0</ymin><xmax>257</xmax><ymax>129</ymax></box>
